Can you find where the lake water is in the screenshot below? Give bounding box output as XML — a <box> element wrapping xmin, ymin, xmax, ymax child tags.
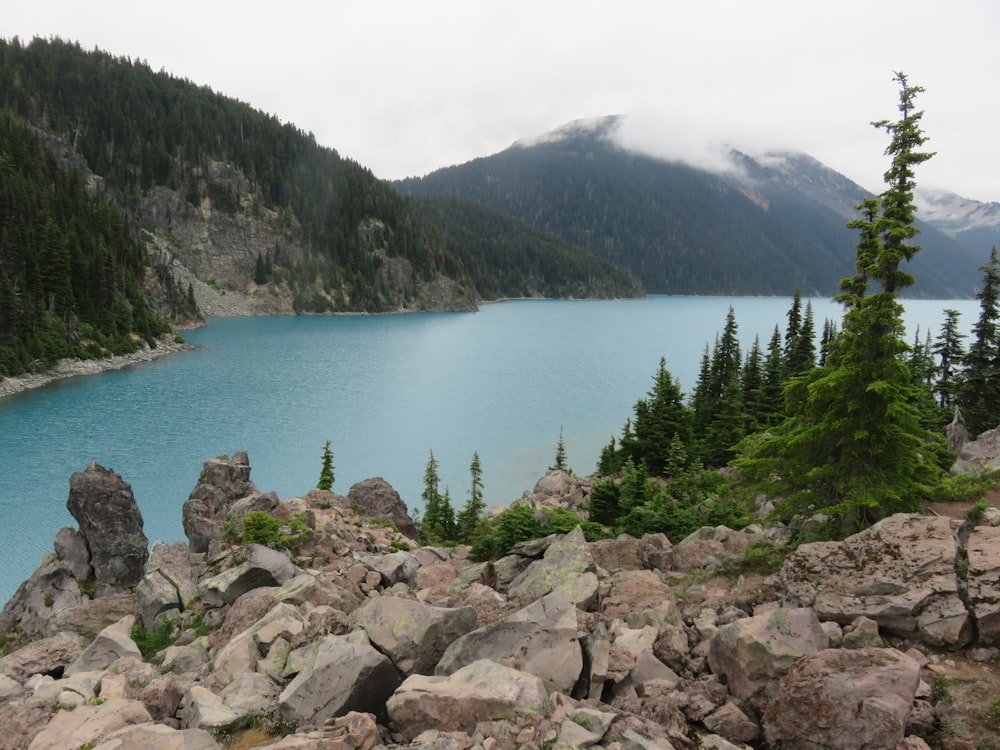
<box><xmin>0</xmin><ymin>296</ymin><xmax>979</xmax><ymax>602</ymax></box>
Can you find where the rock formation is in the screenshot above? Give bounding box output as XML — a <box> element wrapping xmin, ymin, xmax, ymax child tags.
<box><xmin>0</xmin><ymin>452</ymin><xmax>998</xmax><ymax>748</ymax></box>
<box><xmin>66</xmin><ymin>461</ymin><xmax>149</xmax><ymax>588</ymax></box>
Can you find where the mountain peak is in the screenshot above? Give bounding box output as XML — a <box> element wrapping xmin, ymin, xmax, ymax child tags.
<box><xmin>512</xmin><ymin>114</ymin><xmax>623</xmax><ymax>149</ymax></box>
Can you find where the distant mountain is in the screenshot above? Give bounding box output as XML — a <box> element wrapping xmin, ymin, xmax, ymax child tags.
<box><xmin>916</xmin><ymin>189</ymin><xmax>1000</xmax><ymax>259</ymax></box>
<box><xmin>397</xmin><ymin>115</ymin><xmax>983</xmax><ymax>298</ymax></box>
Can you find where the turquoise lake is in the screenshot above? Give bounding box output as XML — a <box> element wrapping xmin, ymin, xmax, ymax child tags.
<box><xmin>0</xmin><ymin>296</ymin><xmax>979</xmax><ymax>602</ymax></box>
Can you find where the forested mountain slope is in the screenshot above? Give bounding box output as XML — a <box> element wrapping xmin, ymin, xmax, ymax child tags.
<box><xmin>0</xmin><ymin>38</ymin><xmax>640</xmax><ymax>378</ymax></box>
<box><xmin>397</xmin><ymin>116</ymin><xmax>982</xmax><ymax>297</ymax></box>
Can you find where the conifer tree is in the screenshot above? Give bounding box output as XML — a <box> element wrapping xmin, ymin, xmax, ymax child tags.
<box><xmin>957</xmin><ymin>247</ymin><xmax>1000</xmax><ymax>436</ymax></box>
<box><xmin>737</xmin><ymin>72</ymin><xmax>945</xmax><ymax>536</ymax></box>
<box><xmin>457</xmin><ymin>451</ymin><xmax>486</xmax><ymax>542</ymax></box>
<box><xmin>316</xmin><ymin>440</ymin><xmax>335</xmax><ymax>491</ymax></box>
<box><xmin>759</xmin><ymin>325</ymin><xmax>786</xmax><ymax>425</ymax></box>
<box><xmin>632</xmin><ymin>357</ymin><xmax>693</xmax><ymax>476</ymax></box>
<box><xmin>419</xmin><ymin>450</ymin><xmax>453</xmax><ymax>544</ymax></box>
<box><xmin>550</xmin><ymin>426</ymin><xmax>569</xmax><ymax>472</ymax></box>
<box><xmin>932</xmin><ymin>308</ymin><xmax>965</xmax><ymax>409</ymax></box>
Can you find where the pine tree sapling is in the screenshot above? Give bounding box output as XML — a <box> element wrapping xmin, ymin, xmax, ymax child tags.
<box><xmin>317</xmin><ymin>440</ymin><xmax>335</xmax><ymax>491</ymax></box>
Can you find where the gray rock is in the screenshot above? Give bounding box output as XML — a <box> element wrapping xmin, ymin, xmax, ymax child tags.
<box><xmin>53</xmin><ymin>527</ymin><xmax>92</xmax><ymax>580</ymax></box>
<box><xmin>182</xmin><ymin>452</ymin><xmax>258</xmax><ymax>553</ymax></box>
<box><xmin>136</xmin><ymin>541</ymin><xmax>198</xmax><ymax>628</ymax></box>
<box><xmin>198</xmin><ymin>544</ymin><xmax>296</xmax><ymax>608</ymax></box>
<box><xmin>436</xmin><ymin>588</ymin><xmax>583</xmax><ymax>694</ymax></box>
<box><xmin>386</xmin><ymin>659</ymin><xmax>548</xmax><ymax>742</ymax></box>
<box><xmin>355</xmin><ymin>596</ymin><xmax>477</xmax><ymax>675</ymax></box>
<box><xmin>88</xmin><ymin>723</ymin><xmax>223</xmax><ymax>749</ymax></box>
<box><xmin>708</xmin><ymin>607</ymin><xmax>828</xmax><ymax>706</ymax></box>
<box><xmin>278</xmin><ymin>630</ymin><xmax>400</xmax><ymax>727</ymax></box>
<box><xmin>507</xmin><ymin>526</ymin><xmax>596</xmax><ymax>601</ymax></box>
<box><xmin>0</xmin><ymin>631</ymin><xmax>86</xmax><ymax>682</ymax></box>
<box><xmin>65</xmin><ymin>615</ymin><xmax>141</xmax><ymax>676</ymax></box>
<box><xmin>66</xmin><ymin>462</ymin><xmax>149</xmax><ymax>588</ymax></box>
<box><xmin>0</xmin><ymin>556</ymin><xmax>83</xmax><ymax>639</ymax></box>
<box><xmin>183</xmin><ymin>685</ymin><xmax>242</xmax><ymax>731</ymax></box>
<box><xmin>763</xmin><ymin>647</ymin><xmax>921</xmax><ymax>750</ymax></box>
<box><xmin>220</xmin><ymin>671</ymin><xmax>281</xmax><ymax>719</ymax></box>
<box><xmin>347</xmin><ymin>477</ymin><xmax>419</xmax><ymax>540</ymax></box>
<box><xmin>966</xmin><ymin>524</ymin><xmax>1000</xmax><ymax>645</ymax></box>
<box><xmin>25</xmin><ymin>697</ymin><xmax>152</xmax><ymax>750</ymax></box>
<box><xmin>359</xmin><ymin>550</ymin><xmax>419</xmax><ymax>588</ymax></box>
<box><xmin>777</xmin><ymin>514</ymin><xmax>971</xmax><ymax>648</ymax></box>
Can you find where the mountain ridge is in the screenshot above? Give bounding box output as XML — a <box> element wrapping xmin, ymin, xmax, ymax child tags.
<box><xmin>397</xmin><ymin>114</ymin><xmax>986</xmax><ymax>298</ymax></box>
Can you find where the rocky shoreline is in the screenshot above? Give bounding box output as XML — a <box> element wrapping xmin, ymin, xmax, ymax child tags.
<box><xmin>1</xmin><ymin>445</ymin><xmax>999</xmax><ymax>748</ymax></box>
<box><xmin>0</xmin><ymin>336</ymin><xmax>195</xmax><ymax>401</ymax></box>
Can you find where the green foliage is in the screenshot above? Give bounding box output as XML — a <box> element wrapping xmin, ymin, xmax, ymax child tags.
<box><xmin>228</xmin><ymin>511</ymin><xmax>310</xmax><ymax>552</ymax></box>
<box><xmin>958</xmin><ymin>247</ymin><xmax>1000</xmax><ymax>437</ymax></box>
<box><xmin>317</xmin><ymin>440</ymin><xmax>335</xmax><ymax>491</ymax></box>
<box><xmin>419</xmin><ymin>451</ymin><xmax>455</xmax><ymax>544</ymax></box>
<box><xmin>550</xmin><ymin>426</ymin><xmax>570</xmax><ymax>473</ymax></box>
<box><xmin>456</xmin><ymin>452</ymin><xmax>486</xmax><ymax>543</ymax></box>
<box><xmin>736</xmin><ymin>72</ymin><xmax>947</xmax><ymax>538</ymax></box>
<box><xmin>130</xmin><ymin>617</ymin><xmax>177</xmax><ymax>660</ymax></box>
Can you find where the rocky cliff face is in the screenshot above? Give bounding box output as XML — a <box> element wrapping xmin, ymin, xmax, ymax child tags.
<box><xmin>137</xmin><ymin>162</ymin><xmax>477</xmax><ymax>318</ymax></box>
<box><xmin>1</xmin><ymin>454</ymin><xmax>1000</xmax><ymax>748</ymax></box>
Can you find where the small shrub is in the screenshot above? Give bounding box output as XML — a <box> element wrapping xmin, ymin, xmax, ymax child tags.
<box><xmin>130</xmin><ymin>617</ymin><xmax>177</xmax><ymax>660</ymax></box>
<box><xmin>930</xmin><ymin>673</ymin><xmax>951</xmax><ymax>704</ymax></box>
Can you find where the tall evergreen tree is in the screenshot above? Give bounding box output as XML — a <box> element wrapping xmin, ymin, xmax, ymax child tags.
<box><xmin>932</xmin><ymin>308</ymin><xmax>965</xmax><ymax>409</ymax></box>
<box><xmin>957</xmin><ymin>247</ymin><xmax>1000</xmax><ymax>436</ymax></box>
<box><xmin>419</xmin><ymin>450</ymin><xmax>453</xmax><ymax>544</ymax></box>
<box><xmin>737</xmin><ymin>72</ymin><xmax>945</xmax><ymax>536</ymax></box>
<box><xmin>457</xmin><ymin>451</ymin><xmax>486</xmax><ymax>542</ymax></box>
<box><xmin>785</xmin><ymin>301</ymin><xmax>816</xmax><ymax>376</ymax></box>
<box><xmin>632</xmin><ymin>357</ymin><xmax>693</xmax><ymax>476</ymax></box>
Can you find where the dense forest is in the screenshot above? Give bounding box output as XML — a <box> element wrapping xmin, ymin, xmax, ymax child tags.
<box><xmin>0</xmin><ymin>109</ymin><xmax>176</xmax><ymax>376</ymax></box>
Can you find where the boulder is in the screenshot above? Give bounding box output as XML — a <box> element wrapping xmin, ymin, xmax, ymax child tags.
<box><xmin>347</xmin><ymin>477</ymin><xmax>419</xmax><ymax>540</ymax></box>
<box><xmin>253</xmin><ymin>711</ymin><xmax>379</xmax><ymax>750</ymax></box>
<box><xmin>87</xmin><ymin>723</ymin><xmax>223</xmax><ymax>749</ymax></box>
<box><xmin>703</xmin><ymin>702</ymin><xmax>759</xmax><ymax>744</ymax></box>
<box><xmin>25</xmin><ymin>697</ymin><xmax>152</xmax><ymax>750</ymax></box>
<box><xmin>136</xmin><ymin>541</ymin><xmax>198</xmax><ymax>627</ymax></box>
<box><xmin>358</xmin><ymin>550</ymin><xmax>419</xmax><ymax>588</ymax></box>
<box><xmin>66</xmin><ymin>462</ymin><xmax>149</xmax><ymax>588</ymax></box>
<box><xmin>436</xmin><ymin>589</ymin><xmax>583</xmax><ymax>694</ymax></box>
<box><xmin>776</xmin><ymin>514</ymin><xmax>971</xmax><ymax>648</ymax></box>
<box><xmin>182</xmin><ymin>452</ymin><xmax>258</xmax><ymax>553</ymax></box>
<box><xmin>507</xmin><ymin>526</ymin><xmax>597</xmax><ymax>602</ymax></box>
<box><xmin>763</xmin><ymin>647</ymin><xmax>921</xmax><ymax>749</ymax></box>
<box><xmin>386</xmin><ymin>659</ymin><xmax>548</xmax><ymax>742</ymax></box>
<box><xmin>589</xmin><ymin>533</ymin><xmax>672</xmax><ymax>573</ymax></box>
<box><xmin>198</xmin><ymin>544</ymin><xmax>296</xmax><ymax>608</ymax></box>
<box><xmin>49</xmin><ymin>593</ymin><xmax>138</xmax><ymax>642</ymax></box>
<box><xmin>278</xmin><ymin>630</ymin><xmax>401</xmax><ymax>727</ymax></box>
<box><xmin>950</xmin><ymin>425</ymin><xmax>1000</xmax><ymax>476</ymax></box>
<box><xmin>708</xmin><ymin>607</ymin><xmax>828</xmax><ymax>706</ymax></box>
<box><xmin>0</xmin><ymin>556</ymin><xmax>83</xmax><ymax>639</ymax></box>
<box><xmin>965</xmin><ymin>524</ymin><xmax>1000</xmax><ymax>645</ymax></box>
<box><xmin>183</xmin><ymin>685</ymin><xmax>242</xmax><ymax>731</ymax></box>
<box><xmin>0</xmin><ymin>631</ymin><xmax>85</xmax><ymax>682</ymax></box>
<box><xmin>65</xmin><ymin>615</ymin><xmax>141</xmax><ymax>676</ymax></box>
<box><xmin>219</xmin><ymin>671</ymin><xmax>281</xmax><ymax>719</ymax></box>
<box><xmin>600</xmin><ymin>569</ymin><xmax>681</xmax><ymax>629</ymax></box>
<box><xmin>355</xmin><ymin>596</ymin><xmax>477</xmax><ymax>675</ymax></box>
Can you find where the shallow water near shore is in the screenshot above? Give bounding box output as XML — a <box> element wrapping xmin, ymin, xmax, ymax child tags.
<box><xmin>0</xmin><ymin>296</ymin><xmax>978</xmax><ymax>603</ymax></box>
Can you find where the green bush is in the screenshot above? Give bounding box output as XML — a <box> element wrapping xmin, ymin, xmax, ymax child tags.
<box><xmin>227</xmin><ymin>511</ymin><xmax>310</xmax><ymax>552</ymax></box>
<box><xmin>130</xmin><ymin>617</ymin><xmax>176</xmax><ymax>660</ymax></box>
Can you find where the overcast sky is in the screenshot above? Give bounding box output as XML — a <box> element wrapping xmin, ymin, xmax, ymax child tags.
<box><xmin>7</xmin><ymin>1</ymin><xmax>1000</xmax><ymax>202</ymax></box>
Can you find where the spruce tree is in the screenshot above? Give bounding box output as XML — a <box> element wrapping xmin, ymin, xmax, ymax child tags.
<box><xmin>737</xmin><ymin>72</ymin><xmax>945</xmax><ymax>536</ymax></box>
<box><xmin>316</xmin><ymin>440</ymin><xmax>335</xmax><ymax>491</ymax></box>
<box><xmin>932</xmin><ymin>308</ymin><xmax>965</xmax><ymax>409</ymax></box>
<box><xmin>419</xmin><ymin>450</ymin><xmax>449</xmax><ymax>544</ymax></box>
<box><xmin>550</xmin><ymin>426</ymin><xmax>569</xmax><ymax>472</ymax></box>
<box><xmin>457</xmin><ymin>451</ymin><xmax>486</xmax><ymax>542</ymax></box>
<box><xmin>957</xmin><ymin>247</ymin><xmax>1000</xmax><ymax>437</ymax></box>
<box><xmin>632</xmin><ymin>357</ymin><xmax>693</xmax><ymax>476</ymax></box>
